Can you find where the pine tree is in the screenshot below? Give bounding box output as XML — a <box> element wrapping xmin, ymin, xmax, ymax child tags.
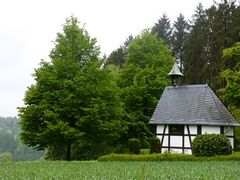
<box><xmin>151</xmin><ymin>13</ymin><xmax>172</xmax><ymax>47</ymax></box>
<box><xmin>104</xmin><ymin>35</ymin><xmax>133</xmax><ymax>67</ymax></box>
<box><xmin>184</xmin><ymin>3</ymin><xmax>209</xmax><ymax>84</ymax></box>
<box><xmin>172</xmin><ymin>13</ymin><xmax>189</xmax><ymax>72</ymax></box>
<box><xmin>184</xmin><ymin>1</ymin><xmax>240</xmax><ymax>91</ymax></box>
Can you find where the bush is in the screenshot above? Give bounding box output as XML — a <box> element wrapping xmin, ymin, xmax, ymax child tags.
<box><xmin>0</xmin><ymin>152</ymin><xmax>12</xmax><ymax>163</ymax></box>
<box><xmin>98</xmin><ymin>152</ymin><xmax>240</xmax><ymax>161</ymax></box>
<box><xmin>150</xmin><ymin>138</ymin><xmax>161</xmax><ymax>154</ymax></box>
<box><xmin>140</xmin><ymin>149</ymin><xmax>150</xmax><ymax>154</ymax></box>
<box><xmin>128</xmin><ymin>138</ymin><xmax>140</xmax><ymax>154</ymax></box>
<box><xmin>192</xmin><ymin>134</ymin><xmax>232</xmax><ymax>157</ymax></box>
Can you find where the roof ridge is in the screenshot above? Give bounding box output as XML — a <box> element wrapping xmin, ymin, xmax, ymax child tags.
<box><xmin>167</xmin><ymin>84</ymin><xmax>208</xmax><ymax>89</ymax></box>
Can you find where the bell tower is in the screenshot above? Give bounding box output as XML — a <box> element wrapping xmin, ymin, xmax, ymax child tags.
<box><xmin>168</xmin><ymin>61</ymin><xmax>183</xmax><ymax>86</ymax></box>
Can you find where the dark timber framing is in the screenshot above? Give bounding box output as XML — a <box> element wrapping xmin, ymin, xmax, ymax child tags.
<box><xmin>160</xmin><ymin>125</ymin><xmax>167</xmax><ymax>148</ymax></box>
<box><xmin>186</xmin><ymin>125</ymin><xmax>192</xmax><ymax>149</ymax></box>
<box><xmin>168</xmin><ymin>129</ymin><xmax>170</xmax><ymax>151</ymax></box>
<box><xmin>197</xmin><ymin>125</ymin><xmax>202</xmax><ymax>135</ymax></box>
<box><xmin>233</xmin><ymin>126</ymin><xmax>235</xmax><ymax>151</ymax></box>
<box><xmin>157</xmin><ymin>133</ymin><xmax>234</xmax><ymax>138</ymax></box>
<box><xmin>182</xmin><ymin>130</ymin><xmax>184</xmax><ymax>154</ymax></box>
<box><xmin>157</xmin><ymin>124</ymin><xmax>234</xmax><ymax>153</ymax></box>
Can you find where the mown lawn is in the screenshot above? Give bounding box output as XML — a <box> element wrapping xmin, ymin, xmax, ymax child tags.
<box><xmin>0</xmin><ymin>161</ymin><xmax>240</xmax><ymax>179</ymax></box>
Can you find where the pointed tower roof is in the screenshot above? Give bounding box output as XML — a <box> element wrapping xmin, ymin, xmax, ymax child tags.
<box><xmin>168</xmin><ymin>62</ymin><xmax>183</xmax><ymax>77</ymax></box>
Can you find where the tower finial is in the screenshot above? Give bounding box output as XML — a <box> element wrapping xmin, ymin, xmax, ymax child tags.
<box><xmin>168</xmin><ymin>61</ymin><xmax>183</xmax><ymax>86</ymax></box>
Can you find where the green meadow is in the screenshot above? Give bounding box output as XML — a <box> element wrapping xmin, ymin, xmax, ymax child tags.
<box><xmin>0</xmin><ymin>161</ymin><xmax>240</xmax><ymax>179</ymax></box>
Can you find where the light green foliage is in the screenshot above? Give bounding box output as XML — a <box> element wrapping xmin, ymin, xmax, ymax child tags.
<box><xmin>125</xmin><ymin>30</ymin><xmax>173</xmax><ymax>68</ymax></box>
<box><xmin>0</xmin><ymin>152</ymin><xmax>12</xmax><ymax>163</ymax></box>
<box><xmin>98</xmin><ymin>153</ymin><xmax>240</xmax><ymax>161</ymax></box>
<box><xmin>0</xmin><ymin>161</ymin><xmax>240</xmax><ymax>179</ymax></box>
<box><xmin>19</xmin><ymin>16</ymin><xmax>125</xmax><ymax>160</ymax></box>
<box><xmin>220</xmin><ymin>42</ymin><xmax>240</xmax><ymax>150</ymax></box>
<box><xmin>119</xmin><ymin>31</ymin><xmax>173</xmax><ymax>147</ymax></box>
<box><xmin>221</xmin><ymin>42</ymin><xmax>240</xmax><ymax>113</ymax></box>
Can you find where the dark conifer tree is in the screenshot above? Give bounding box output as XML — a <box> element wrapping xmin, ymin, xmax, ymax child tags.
<box><xmin>202</xmin><ymin>0</ymin><xmax>240</xmax><ymax>90</ymax></box>
<box><xmin>151</xmin><ymin>14</ymin><xmax>172</xmax><ymax>47</ymax></box>
<box><xmin>184</xmin><ymin>1</ymin><xmax>240</xmax><ymax>92</ymax></box>
<box><xmin>172</xmin><ymin>13</ymin><xmax>189</xmax><ymax>72</ymax></box>
<box><xmin>184</xmin><ymin>3</ymin><xmax>209</xmax><ymax>84</ymax></box>
<box><xmin>104</xmin><ymin>35</ymin><xmax>133</xmax><ymax>68</ymax></box>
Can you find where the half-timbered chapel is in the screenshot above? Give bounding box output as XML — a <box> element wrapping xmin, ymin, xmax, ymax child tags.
<box><xmin>149</xmin><ymin>62</ymin><xmax>240</xmax><ymax>154</ymax></box>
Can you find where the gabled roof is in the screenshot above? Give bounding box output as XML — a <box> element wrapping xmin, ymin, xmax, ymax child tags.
<box><xmin>149</xmin><ymin>84</ymin><xmax>240</xmax><ymax>126</ymax></box>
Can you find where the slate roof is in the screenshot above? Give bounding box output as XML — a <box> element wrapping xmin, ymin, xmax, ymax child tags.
<box><xmin>149</xmin><ymin>84</ymin><xmax>240</xmax><ymax>126</ymax></box>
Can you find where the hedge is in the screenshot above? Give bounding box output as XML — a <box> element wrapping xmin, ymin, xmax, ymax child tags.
<box><xmin>98</xmin><ymin>152</ymin><xmax>240</xmax><ymax>162</ymax></box>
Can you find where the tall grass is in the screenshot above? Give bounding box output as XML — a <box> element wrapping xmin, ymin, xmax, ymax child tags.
<box><xmin>0</xmin><ymin>161</ymin><xmax>240</xmax><ymax>179</ymax></box>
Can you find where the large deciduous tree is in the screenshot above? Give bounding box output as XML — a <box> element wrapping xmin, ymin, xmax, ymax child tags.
<box><xmin>220</xmin><ymin>42</ymin><xmax>240</xmax><ymax>120</ymax></box>
<box><xmin>119</xmin><ymin>31</ymin><xmax>173</xmax><ymax>147</ymax></box>
<box><xmin>19</xmin><ymin>16</ymin><xmax>124</xmax><ymax>161</ymax></box>
<box><xmin>219</xmin><ymin>42</ymin><xmax>240</xmax><ymax>150</ymax></box>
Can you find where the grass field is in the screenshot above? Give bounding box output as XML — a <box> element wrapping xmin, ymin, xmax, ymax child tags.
<box><xmin>0</xmin><ymin>161</ymin><xmax>240</xmax><ymax>179</ymax></box>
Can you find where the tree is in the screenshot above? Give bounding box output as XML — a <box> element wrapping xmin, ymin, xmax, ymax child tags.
<box><xmin>219</xmin><ymin>42</ymin><xmax>240</xmax><ymax>150</ymax></box>
<box><xmin>184</xmin><ymin>1</ymin><xmax>240</xmax><ymax>91</ymax></box>
<box><xmin>19</xmin><ymin>16</ymin><xmax>125</xmax><ymax>161</ymax></box>
<box><xmin>151</xmin><ymin>13</ymin><xmax>172</xmax><ymax>47</ymax></box>
<box><xmin>104</xmin><ymin>48</ymin><xmax>124</xmax><ymax>67</ymax></box>
<box><xmin>172</xmin><ymin>13</ymin><xmax>189</xmax><ymax>72</ymax></box>
<box><xmin>220</xmin><ymin>42</ymin><xmax>240</xmax><ymax>119</ymax></box>
<box><xmin>205</xmin><ymin>0</ymin><xmax>240</xmax><ymax>90</ymax></box>
<box><xmin>104</xmin><ymin>35</ymin><xmax>133</xmax><ymax>68</ymax></box>
<box><xmin>0</xmin><ymin>117</ymin><xmax>44</xmax><ymax>161</ymax></box>
<box><xmin>184</xmin><ymin>3</ymin><xmax>209</xmax><ymax>84</ymax></box>
<box><xmin>0</xmin><ymin>131</ymin><xmax>17</xmax><ymax>154</ymax></box>
<box><xmin>118</xmin><ymin>31</ymin><xmax>173</xmax><ymax>147</ymax></box>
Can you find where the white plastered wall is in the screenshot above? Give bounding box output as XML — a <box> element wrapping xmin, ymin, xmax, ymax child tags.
<box><xmin>202</xmin><ymin>125</ymin><xmax>220</xmax><ymax>134</ymax></box>
<box><xmin>156</xmin><ymin>124</ymin><xmax>235</xmax><ymax>154</ymax></box>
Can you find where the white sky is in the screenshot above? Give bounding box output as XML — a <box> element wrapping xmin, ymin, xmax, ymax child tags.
<box><xmin>0</xmin><ymin>0</ymin><xmax>214</xmax><ymax>117</ymax></box>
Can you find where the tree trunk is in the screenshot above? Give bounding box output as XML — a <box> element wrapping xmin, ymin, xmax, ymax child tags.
<box><xmin>66</xmin><ymin>143</ymin><xmax>71</xmax><ymax>161</ymax></box>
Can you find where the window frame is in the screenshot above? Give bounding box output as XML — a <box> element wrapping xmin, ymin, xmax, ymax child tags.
<box><xmin>169</xmin><ymin>124</ymin><xmax>184</xmax><ymax>135</ymax></box>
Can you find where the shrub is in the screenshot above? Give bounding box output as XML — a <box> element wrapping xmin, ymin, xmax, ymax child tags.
<box><xmin>0</xmin><ymin>152</ymin><xmax>12</xmax><ymax>163</ymax></box>
<box><xmin>128</xmin><ymin>138</ymin><xmax>140</xmax><ymax>154</ymax></box>
<box><xmin>192</xmin><ymin>134</ymin><xmax>232</xmax><ymax>157</ymax></box>
<box><xmin>140</xmin><ymin>149</ymin><xmax>150</xmax><ymax>154</ymax></box>
<box><xmin>150</xmin><ymin>138</ymin><xmax>161</xmax><ymax>154</ymax></box>
<box><xmin>98</xmin><ymin>152</ymin><xmax>240</xmax><ymax>161</ymax></box>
